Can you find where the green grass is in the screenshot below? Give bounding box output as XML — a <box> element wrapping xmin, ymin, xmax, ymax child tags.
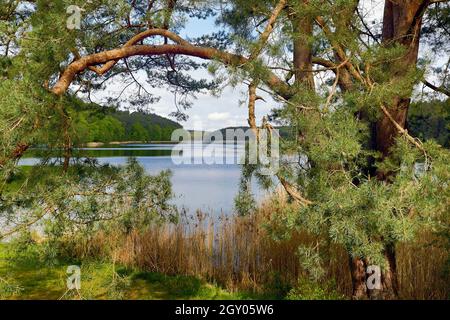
<box><xmin>0</xmin><ymin>244</ymin><xmax>242</xmax><ymax>300</ymax></box>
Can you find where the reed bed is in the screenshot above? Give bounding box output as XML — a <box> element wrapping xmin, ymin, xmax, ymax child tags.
<box><xmin>114</xmin><ymin>210</ymin><xmax>308</xmax><ymax>294</ymax></box>
<box><xmin>76</xmin><ymin>197</ymin><xmax>448</xmax><ymax>299</ymax></box>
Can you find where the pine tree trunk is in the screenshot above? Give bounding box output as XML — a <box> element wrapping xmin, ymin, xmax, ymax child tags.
<box><xmin>377</xmin><ymin>0</ymin><xmax>427</xmax><ymax>156</ymax></box>
<box><xmin>349</xmin><ymin>246</ymin><xmax>399</xmax><ymax>300</ymax></box>
<box><xmin>380</xmin><ymin>245</ymin><xmax>399</xmax><ymax>299</ymax></box>
<box><xmin>367</xmin><ymin>245</ymin><xmax>399</xmax><ymax>300</ymax></box>
<box><xmin>376</xmin><ymin>99</ymin><xmax>409</xmax><ymax>158</ymax></box>
<box><xmin>289</xmin><ymin>1</ymin><xmax>315</xmax><ymax>89</ymax></box>
<box><xmin>368</xmin><ymin>0</ymin><xmax>430</xmax><ymax>299</ymax></box>
<box><xmin>349</xmin><ymin>256</ymin><xmax>368</xmax><ymax>299</ymax></box>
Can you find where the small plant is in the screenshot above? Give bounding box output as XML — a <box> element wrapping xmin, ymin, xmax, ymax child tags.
<box><xmin>0</xmin><ymin>276</ymin><xmax>24</xmax><ymax>298</ymax></box>
<box><xmin>286</xmin><ymin>279</ymin><xmax>345</xmax><ymax>300</ymax></box>
<box><xmin>106</xmin><ymin>267</ymin><xmax>132</xmax><ymax>300</ymax></box>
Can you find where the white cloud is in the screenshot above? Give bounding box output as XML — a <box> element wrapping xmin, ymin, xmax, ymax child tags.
<box><xmin>89</xmin><ymin>66</ymin><xmax>280</xmax><ymax>131</ymax></box>
<box><xmin>207</xmin><ymin>112</ymin><xmax>230</xmax><ymax>121</ymax></box>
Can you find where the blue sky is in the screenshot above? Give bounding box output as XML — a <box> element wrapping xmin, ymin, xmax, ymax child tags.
<box><xmin>151</xmin><ymin>16</ymin><xmax>279</xmax><ymax>131</ymax></box>
<box><xmin>91</xmin><ymin>0</ymin><xmax>443</xmax><ymax>131</ymax></box>
<box><xmin>91</xmin><ymin>14</ymin><xmax>278</xmax><ymax>131</ymax></box>
<box><xmin>93</xmin><ymin>1</ymin><xmax>382</xmax><ymax>131</ymax></box>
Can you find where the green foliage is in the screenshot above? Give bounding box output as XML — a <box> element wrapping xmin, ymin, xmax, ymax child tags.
<box><xmin>234</xmin><ymin>189</ymin><xmax>256</xmax><ymax>216</ymax></box>
<box><xmin>234</xmin><ymin>164</ymin><xmax>257</xmax><ymax>216</ymax></box>
<box><xmin>73</xmin><ymin>112</ymin><xmax>125</xmax><ymax>143</ymax></box>
<box><xmin>112</xmin><ymin>110</ymin><xmax>182</xmax><ymax>141</ymax></box>
<box><xmin>0</xmin><ymin>276</ymin><xmax>23</xmax><ymax>299</ymax></box>
<box><xmin>1</xmin><ymin>159</ymin><xmax>177</xmax><ymax>244</ymax></box>
<box><xmin>1</xmin><ymin>0</ymin><xmax>450</xmax><ymax>298</ymax></box>
<box><xmin>70</xmin><ymin>105</ymin><xmax>181</xmax><ymax>143</ymax></box>
<box><xmin>219</xmin><ymin>0</ymin><xmax>450</xmax><ymax>283</ymax></box>
<box><xmin>282</xmin><ymin>134</ymin><xmax>450</xmax><ymax>275</ymax></box>
<box><xmin>286</xmin><ymin>279</ymin><xmax>345</xmax><ymax>300</ymax></box>
<box><xmin>129</xmin><ymin>122</ymin><xmax>149</xmax><ymax>142</ymax></box>
<box><xmin>0</xmin><ymin>243</ymin><xmax>241</xmax><ymax>300</ymax></box>
<box><xmin>62</xmin><ymin>97</ymin><xmax>182</xmax><ymax>144</ymax></box>
<box><xmin>408</xmin><ymin>100</ymin><xmax>449</xmax><ymax>147</ymax></box>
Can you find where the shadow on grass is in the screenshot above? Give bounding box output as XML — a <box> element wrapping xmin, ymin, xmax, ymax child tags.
<box><xmin>0</xmin><ymin>246</ymin><xmax>68</xmax><ymax>299</ymax></box>
<box><xmin>119</xmin><ymin>269</ymin><xmax>245</xmax><ymax>300</ymax></box>
<box><xmin>0</xmin><ymin>244</ymin><xmax>247</xmax><ymax>300</ymax></box>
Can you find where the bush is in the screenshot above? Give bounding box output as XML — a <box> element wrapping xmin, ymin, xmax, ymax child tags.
<box><xmin>286</xmin><ymin>279</ymin><xmax>346</xmax><ymax>300</ymax></box>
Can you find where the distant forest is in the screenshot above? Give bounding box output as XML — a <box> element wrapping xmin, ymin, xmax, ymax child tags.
<box><xmin>67</xmin><ymin>98</ymin><xmax>182</xmax><ymax>143</ymax></box>
<box><xmin>408</xmin><ymin>99</ymin><xmax>449</xmax><ymax>148</ymax></box>
<box><xmin>67</xmin><ymin>98</ymin><xmax>448</xmax><ymax>146</ymax></box>
<box><xmin>281</xmin><ymin>99</ymin><xmax>448</xmax><ymax>147</ymax></box>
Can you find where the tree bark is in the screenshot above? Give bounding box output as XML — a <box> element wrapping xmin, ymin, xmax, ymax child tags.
<box><xmin>376</xmin><ymin>0</ymin><xmax>429</xmax><ymax>156</ymax></box>
<box><xmin>381</xmin><ymin>245</ymin><xmax>399</xmax><ymax>299</ymax></box>
<box><xmin>349</xmin><ymin>257</ymin><xmax>368</xmax><ymax>300</ymax></box>
<box><xmin>290</xmin><ymin>1</ymin><xmax>315</xmax><ymax>89</ymax></box>
<box><xmin>367</xmin><ymin>0</ymin><xmax>431</xmax><ymax>299</ymax></box>
<box><xmin>366</xmin><ymin>244</ymin><xmax>399</xmax><ymax>300</ymax></box>
<box><xmin>349</xmin><ymin>245</ymin><xmax>399</xmax><ymax>300</ymax></box>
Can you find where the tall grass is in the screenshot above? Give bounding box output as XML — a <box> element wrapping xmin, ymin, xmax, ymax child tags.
<box><xmin>74</xmin><ymin>195</ymin><xmax>448</xmax><ymax>299</ymax></box>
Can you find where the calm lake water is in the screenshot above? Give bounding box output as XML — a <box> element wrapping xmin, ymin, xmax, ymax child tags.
<box><xmin>19</xmin><ymin>143</ymin><xmax>270</xmax><ymax>215</ymax></box>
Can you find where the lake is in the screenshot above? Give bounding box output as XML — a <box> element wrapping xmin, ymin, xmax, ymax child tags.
<box><xmin>19</xmin><ymin>143</ymin><xmax>270</xmax><ymax>215</ymax></box>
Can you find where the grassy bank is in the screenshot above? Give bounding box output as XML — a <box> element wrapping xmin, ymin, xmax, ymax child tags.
<box><xmin>2</xmin><ymin>202</ymin><xmax>447</xmax><ymax>300</ymax></box>
<box><xmin>3</xmin><ymin>166</ymin><xmax>448</xmax><ymax>300</ymax></box>
<box><xmin>0</xmin><ymin>244</ymin><xmax>244</xmax><ymax>300</ymax></box>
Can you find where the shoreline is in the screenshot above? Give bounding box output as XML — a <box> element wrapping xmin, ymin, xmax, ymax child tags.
<box><xmin>84</xmin><ymin>141</ymin><xmax>178</xmax><ymax>147</ymax></box>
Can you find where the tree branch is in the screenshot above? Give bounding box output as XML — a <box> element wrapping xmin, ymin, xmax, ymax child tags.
<box><xmin>315</xmin><ymin>16</ymin><xmax>366</xmax><ymax>86</ymax></box>
<box><xmin>246</xmin><ymin>81</ymin><xmax>312</xmax><ymax>206</ymax></box>
<box><xmin>247</xmin><ymin>82</ymin><xmax>258</xmax><ymax>129</ymax></box>
<box><xmin>85</xmin><ymin>28</ymin><xmax>190</xmax><ymax>76</ymax></box>
<box><xmin>380</xmin><ymin>104</ymin><xmax>427</xmax><ymax>154</ymax></box>
<box><xmin>248</xmin><ymin>0</ymin><xmax>287</xmax><ymax>61</ymax></box>
<box><xmin>52</xmin><ymin>29</ymin><xmax>292</xmax><ymax>100</ymax></box>
<box><xmin>422</xmin><ymin>79</ymin><xmax>450</xmax><ymax>97</ymax></box>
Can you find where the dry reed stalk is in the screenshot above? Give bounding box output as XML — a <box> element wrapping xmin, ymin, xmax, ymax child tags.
<box><xmin>76</xmin><ymin>198</ymin><xmax>448</xmax><ymax>299</ymax></box>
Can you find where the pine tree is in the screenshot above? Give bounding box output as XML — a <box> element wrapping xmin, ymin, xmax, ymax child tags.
<box><xmin>1</xmin><ymin>0</ymin><xmax>449</xmax><ymax>299</ymax></box>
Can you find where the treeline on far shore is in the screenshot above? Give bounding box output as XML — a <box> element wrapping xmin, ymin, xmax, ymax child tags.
<box><xmin>67</xmin><ymin>97</ymin><xmax>182</xmax><ymax>144</ymax></box>
<box><xmin>67</xmin><ymin>97</ymin><xmax>448</xmax><ymax>146</ymax></box>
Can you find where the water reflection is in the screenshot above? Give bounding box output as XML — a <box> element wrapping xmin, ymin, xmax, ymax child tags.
<box><xmin>19</xmin><ymin>143</ymin><xmax>269</xmax><ymax>215</ymax></box>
